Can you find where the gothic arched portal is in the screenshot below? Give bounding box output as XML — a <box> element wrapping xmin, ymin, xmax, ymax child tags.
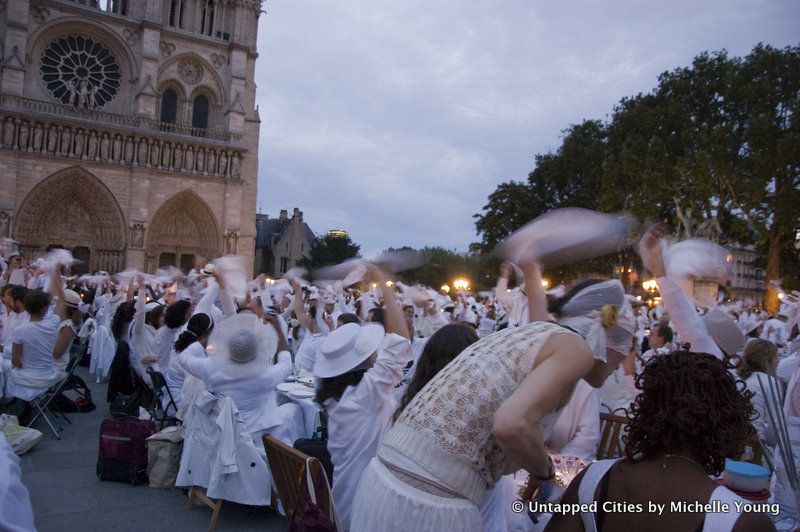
<box><xmin>12</xmin><ymin>166</ymin><xmax>127</xmax><ymax>272</ymax></box>
<box><xmin>146</xmin><ymin>190</ymin><xmax>220</xmax><ymax>271</ymax></box>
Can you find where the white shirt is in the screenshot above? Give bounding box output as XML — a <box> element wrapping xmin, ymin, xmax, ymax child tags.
<box><xmin>166</xmin><ymin>341</ymin><xmax>206</xmax><ymax>408</ymax></box>
<box><xmin>3</xmin><ymin>311</ymin><xmax>29</xmax><ymax>358</ymax></box>
<box><xmin>294</xmin><ymin>331</ymin><xmax>326</xmax><ymax>373</ymax></box>
<box><xmin>10</xmin><ymin>313</ymin><xmax>59</xmax><ymax>377</ymax></box>
<box><xmin>546</xmin><ymin>379</ymin><xmax>601</xmax><ymax>461</ymax></box>
<box><xmin>324</xmin><ymin>333</ymin><xmax>412</xmax><ymax>530</ymax></box>
<box><xmin>760</xmin><ymin>318</ymin><xmax>788</xmax><ymax>345</ymax></box>
<box><xmin>495</xmin><ymin>278</ymin><xmax>528</xmax><ymax>328</ymax></box>
<box><xmin>8</xmin><ymin>269</ymin><xmax>27</xmax><ymax>286</ymax></box>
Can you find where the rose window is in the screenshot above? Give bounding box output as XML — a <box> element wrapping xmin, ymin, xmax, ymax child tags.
<box><xmin>40</xmin><ymin>36</ymin><xmax>121</xmax><ymax>109</ymax></box>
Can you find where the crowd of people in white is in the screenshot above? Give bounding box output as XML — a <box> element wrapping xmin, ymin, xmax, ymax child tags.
<box><xmin>1</xmin><ymin>216</ymin><xmax>799</xmax><ymax>531</ymax></box>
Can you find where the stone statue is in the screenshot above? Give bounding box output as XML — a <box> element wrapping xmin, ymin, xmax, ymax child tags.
<box><xmin>18</xmin><ymin>121</ymin><xmax>29</xmax><ymax>151</ymax></box>
<box><xmin>77</xmin><ymin>80</ymin><xmax>90</xmax><ymax>108</ymax></box>
<box><xmin>0</xmin><ymin>211</ymin><xmax>11</xmax><ymax>238</ymax></box>
<box><xmin>73</xmin><ymin>128</ymin><xmax>85</xmax><ymax>158</ymax></box>
<box><xmin>161</xmin><ymin>143</ymin><xmax>172</xmax><ymax>169</ymax></box>
<box><xmin>218</xmin><ymin>150</ymin><xmax>229</xmax><ymax>176</ymax></box>
<box><xmin>130</xmin><ymin>223</ymin><xmax>145</xmax><ymax>248</ymax></box>
<box><xmin>112</xmin><ymin>134</ymin><xmax>123</xmax><ymax>161</ymax></box>
<box><xmin>89</xmin><ymin>84</ymin><xmax>100</xmax><ymax>109</ymax></box>
<box><xmin>185</xmin><ymin>146</ymin><xmax>195</xmax><ymax>172</ymax></box>
<box><xmin>225</xmin><ymin>231</ymin><xmax>238</xmax><ymax>254</ymax></box>
<box><xmin>32</xmin><ymin>123</ymin><xmax>44</xmax><ymax>152</ymax></box>
<box><xmin>195</xmin><ymin>148</ymin><xmax>205</xmax><ymax>174</ymax></box>
<box><xmin>149</xmin><ymin>141</ymin><xmax>160</xmax><ymax>167</ymax></box>
<box><xmin>173</xmin><ymin>144</ymin><xmax>184</xmax><ymax>170</ymax></box>
<box><xmin>137</xmin><ymin>138</ymin><xmax>148</xmax><ymax>165</ymax></box>
<box><xmin>67</xmin><ymin>79</ymin><xmax>78</xmax><ymax>106</ymax></box>
<box><xmin>206</xmin><ymin>150</ymin><xmax>216</xmax><ymax>176</ymax></box>
<box><xmin>87</xmin><ymin>131</ymin><xmax>98</xmax><ymax>159</ymax></box>
<box><xmin>60</xmin><ymin>127</ymin><xmax>72</xmax><ymax>155</ymax></box>
<box><xmin>46</xmin><ymin>125</ymin><xmax>58</xmax><ymax>154</ymax></box>
<box><xmin>231</xmin><ymin>153</ymin><xmax>241</xmax><ymax>178</ymax></box>
<box><xmin>124</xmin><ymin>136</ymin><xmax>135</xmax><ymax>164</ymax></box>
<box><xmin>100</xmin><ymin>132</ymin><xmax>111</xmax><ymax>161</ymax></box>
<box><xmin>3</xmin><ymin>117</ymin><xmax>15</xmax><ymax>147</ymax></box>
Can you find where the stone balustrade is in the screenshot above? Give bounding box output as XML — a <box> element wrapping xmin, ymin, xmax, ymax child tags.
<box><xmin>0</xmin><ymin>106</ymin><xmax>244</xmax><ymax>180</ymax></box>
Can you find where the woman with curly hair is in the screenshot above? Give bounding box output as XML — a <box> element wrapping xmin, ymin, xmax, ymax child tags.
<box><xmin>546</xmin><ymin>351</ymin><xmax>775</xmax><ymax>532</ymax></box>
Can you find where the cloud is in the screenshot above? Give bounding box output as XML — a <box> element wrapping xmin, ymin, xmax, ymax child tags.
<box><xmin>255</xmin><ymin>0</ymin><xmax>800</xmax><ymax>257</ymax></box>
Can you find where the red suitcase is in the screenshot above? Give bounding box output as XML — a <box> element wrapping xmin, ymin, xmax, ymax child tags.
<box><xmin>97</xmin><ymin>416</ymin><xmax>156</xmax><ymax>485</ymax></box>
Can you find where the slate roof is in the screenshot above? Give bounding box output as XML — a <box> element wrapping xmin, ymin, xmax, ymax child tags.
<box><xmin>255</xmin><ymin>213</ymin><xmax>316</xmax><ymax>250</ymax></box>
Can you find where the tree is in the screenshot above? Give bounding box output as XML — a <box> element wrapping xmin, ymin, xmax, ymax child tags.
<box><xmin>299</xmin><ymin>232</ymin><xmax>360</xmax><ymax>271</ymax></box>
<box><xmin>472</xmin><ymin>120</ymin><xmax>608</xmax><ymax>254</ymax></box>
<box><xmin>471</xmin><ymin>182</ymin><xmax>539</xmax><ymax>253</ymax></box>
<box><xmin>474</xmin><ymin>44</ymin><xmax>800</xmax><ymax>307</ymax></box>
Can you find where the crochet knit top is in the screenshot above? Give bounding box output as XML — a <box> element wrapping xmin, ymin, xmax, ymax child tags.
<box><xmin>381</xmin><ymin>321</ymin><xmax>579</xmax><ymax>504</ymax></box>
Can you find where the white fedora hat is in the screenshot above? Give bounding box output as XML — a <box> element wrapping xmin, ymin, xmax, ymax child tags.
<box><xmin>314</xmin><ymin>323</ymin><xmax>385</xmax><ymax>378</ymax></box>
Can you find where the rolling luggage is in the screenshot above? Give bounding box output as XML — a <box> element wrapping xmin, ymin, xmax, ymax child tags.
<box><xmin>97</xmin><ymin>416</ymin><xmax>156</xmax><ymax>485</ymax></box>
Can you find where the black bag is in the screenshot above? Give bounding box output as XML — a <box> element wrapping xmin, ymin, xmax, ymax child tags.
<box><xmin>74</xmin><ymin>396</ymin><xmax>96</xmax><ymax>413</ymax></box>
<box><xmin>107</xmin><ymin>340</ymin><xmax>139</xmax><ymax>403</ymax></box>
<box><xmin>294</xmin><ymin>423</ymin><xmax>333</xmax><ymax>483</ymax></box>
<box><xmin>50</xmin><ymin>393</ymin><xmax>79</xmax><ymax>413</ymax></box>
<box><xmin>110</xmin><ymin>392</ymin><xmax>141</xmax><ymax>418</ymax></box>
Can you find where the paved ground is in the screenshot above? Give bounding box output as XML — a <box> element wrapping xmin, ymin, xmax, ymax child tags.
<box><xmin>17</xmin><ymin>365</ymin><xmax>285</xmax><ymax>532</ymax></box>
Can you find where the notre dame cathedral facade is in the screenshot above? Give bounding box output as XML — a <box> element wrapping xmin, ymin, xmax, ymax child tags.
<box><xmin>0</xmin><ymin>0</ymin><xmax>261</xmax><ymax>274</ymax></box>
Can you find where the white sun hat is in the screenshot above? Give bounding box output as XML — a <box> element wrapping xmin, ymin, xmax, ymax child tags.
<box><xmin>208</xmin><ymin>313</ymin><xmax>277</xmax><ymax>378</ymax></box>
<box><xmin>314</xmin><ymin>322</ymin><xmax>385</xmax><ymax>378</ymax></box>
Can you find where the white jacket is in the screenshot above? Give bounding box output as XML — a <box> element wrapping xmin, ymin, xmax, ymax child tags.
<box><xmin>176</xmin><ymin>391</ymin><xmax>272</xmax><ymax>506</ymax></box>
<box><xmin>179</xmin><ymin>349</ymin><xmax>292</xmax><ymax>436</ymax></box>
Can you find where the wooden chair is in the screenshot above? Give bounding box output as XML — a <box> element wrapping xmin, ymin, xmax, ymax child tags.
<box><xmin>262</xmin><ymin>434</ymin><xmax>333</xmax><ymax>525</ymax></box>
<box><xmin>186</xmin><ymin>486</ymin><xmax>223</xmax><ymax>531</ymax></box>
<box><xmin>597</xmin><ymin>413</ymin><xmax>629</xmax><ymax>459</ymax></box>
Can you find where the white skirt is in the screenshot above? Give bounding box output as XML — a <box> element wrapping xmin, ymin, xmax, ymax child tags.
<box><xmin>350</xmin><ymin>457</ymin><xmax>483</xmax><ymax>532</ymax></box>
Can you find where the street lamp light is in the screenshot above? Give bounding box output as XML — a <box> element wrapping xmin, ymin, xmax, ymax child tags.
<box><xmin>453</xmin><ymin>278</ymin><xmax>470</xmax><ymax>291</ymax></box>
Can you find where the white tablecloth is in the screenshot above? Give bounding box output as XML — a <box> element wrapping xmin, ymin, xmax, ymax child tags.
<box><xmin>277</xmin><ymin>383</ymin><xmax>320</xmax><ymax>437</ymax></box>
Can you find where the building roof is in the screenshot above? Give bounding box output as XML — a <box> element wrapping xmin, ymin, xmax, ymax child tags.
<box><xmin>255</xmin><ymin>213</ymin><xmax>316</xmax><ymax>250</ymax></box>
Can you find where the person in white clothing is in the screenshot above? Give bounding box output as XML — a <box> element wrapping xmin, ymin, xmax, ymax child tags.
<box><xmin>2</xmin><ymin>290</ymin><xmax>59</xmax><ymax>424</ymax></box>
<box><xmin>314</xmin><ymin>264</ymin><xmax>412</xmax><ymax>531</ymax></box>
<box><xmin>153</xmin><ymin>299</ymin><xmax>192</xmax><ymax>371</ymax></box>
<box><xmin>49</xmin><ymin>268</ymin><xmax>83</xmax><ymax>378</ymax></box>
<box><xmin>2</xmin><ymin>253</ymin><xmax>31</xmax><ymax>288</ymax></box>
<box><xmin>179</xmin><ymin>312</ymin><xmax>303</xmax><ymax>445</ymax></box>
<box><xmin>495</xmin><ymin>261</ymin><xmax>529</xmax><ymax>328</ymax></box>
<box><xmin>545</xmin><ymin>379</ymin><xmax>601</xmax><ymax>461</ymax></box>
<box><xmin>165</xmin><ymin>313</ymin><xmax>214</xmax><ymax>410</ymax></box>
<box><xmin>2</xmin><ymin>285</ymin><xmax>29</xmax><ymax>358</ymax></box>
<box><xmin>547</xmin><ymin>351</ymin><xmax>774</xmax><ymax>531</ymax></box>
<box><xmin>737</xmin><ymin>338</ymin><xmax>779</xmax><ymax>447</ymax></box>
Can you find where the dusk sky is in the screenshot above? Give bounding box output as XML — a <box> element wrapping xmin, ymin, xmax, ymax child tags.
<box><xmin>254</xmin><ymin>1</ymin><xmax>799</xmax><ymax>258</ymax></box>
